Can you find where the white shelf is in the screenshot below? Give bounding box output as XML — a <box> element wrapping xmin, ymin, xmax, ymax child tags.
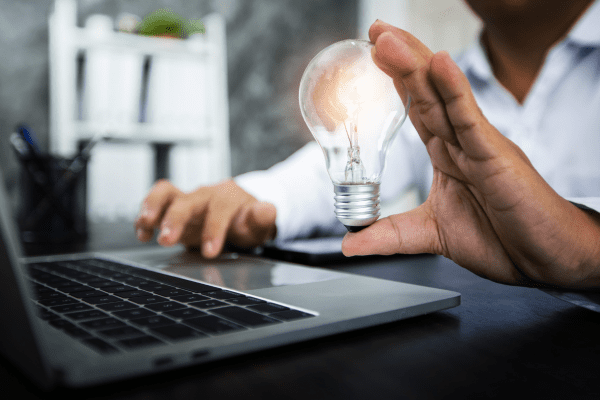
<box><xmin>74</xmin><ymin>121</ymin><xmax>214</xmax><ymax>144</ymax></box>
<box><xmin>72</xmin><ymin>27</ymin><xmax>215</xmax><ymax>58</ymax></box>
<box><xmin>49</xmin><ymin>0</ymin><xmax>231</xmax><ymax>221</ymax></box>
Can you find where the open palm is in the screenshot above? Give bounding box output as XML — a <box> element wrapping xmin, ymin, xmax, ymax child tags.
<box><xmin>342</xmin><ymin>21</ymin><xmax>600</xmax><ymax>289</ymax></box>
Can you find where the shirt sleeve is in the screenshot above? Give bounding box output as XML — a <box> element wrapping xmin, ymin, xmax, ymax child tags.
<box><xmin>567</xmin><ymin>197</ymin><xmax>600</xmax><ymax>213</ymax></box>
<box><xmin>234</xmin><ymin>142</ymin><xmax>345</xmax><ymax>241</ymax></box>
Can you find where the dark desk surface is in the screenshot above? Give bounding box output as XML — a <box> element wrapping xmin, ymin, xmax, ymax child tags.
<box><xmin>4</xmin><ymin>221</ymin><xmax>600</xmax><ymax>399</ymax></box>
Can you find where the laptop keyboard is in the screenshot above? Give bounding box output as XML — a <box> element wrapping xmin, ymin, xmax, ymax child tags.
<box><xmin>26</xmin><ymin>258</ymin><xmax>314</xmax><ymax>354</ymax></box>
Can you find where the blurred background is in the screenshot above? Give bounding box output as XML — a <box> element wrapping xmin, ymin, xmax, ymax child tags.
<box><xmin>0</xmin><ymin>0</ymin><xmax>480</xmax><ymax>226</ymax></box>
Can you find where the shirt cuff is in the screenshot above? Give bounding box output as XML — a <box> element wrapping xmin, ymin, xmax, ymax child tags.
<box><xmin>567</xmin><ymin>197</ymin><xmax>600</xmax><ymax>213</ymax></box>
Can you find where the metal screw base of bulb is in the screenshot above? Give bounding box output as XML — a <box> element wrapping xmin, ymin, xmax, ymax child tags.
<box><xmin>334</xmin><ymin>183</ymin><xmax>380</xmax><ymax>232</ymax></box>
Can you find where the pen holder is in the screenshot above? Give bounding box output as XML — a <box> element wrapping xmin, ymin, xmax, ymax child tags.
<box><xmin>18</xmin><ymin>155</ymin><xmax>88</xmax><ymax>244</ymax></box>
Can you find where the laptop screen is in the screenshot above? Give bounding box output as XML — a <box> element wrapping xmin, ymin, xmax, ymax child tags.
<box><xmin>0</xmin><ymin>168</ymin><xmax>52</xmax><ymax>388</ymax></box>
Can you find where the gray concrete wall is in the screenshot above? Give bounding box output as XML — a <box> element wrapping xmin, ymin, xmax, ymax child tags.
<box><xmin>0</xmin><ymin>0</ymin><xmax>357</xmax><ymax>202</ymax></box>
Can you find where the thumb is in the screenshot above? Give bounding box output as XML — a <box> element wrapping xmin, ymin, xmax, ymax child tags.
<box><xmin>230</xmin><ymin>201</ymin><xmax>277</xmax><ymax>245</ymax></box>
<box><xmin>342</xmin><ymin>205</ymin><xmax>440</xmax><ymax>256</ymax></box>
<box><xmin>248</xmin><ymin>201</ymin><xmax>277</xmax><ymax>233</ymax></box>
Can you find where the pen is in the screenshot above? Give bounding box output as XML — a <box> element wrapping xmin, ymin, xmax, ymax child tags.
<box><xmin>13</xmin><ymin>125</ymin><xmax>75</xmax><ymax>231</ymax></box>
<box><xmin>23</xmin><ymin>134</ymin><xmax>105</xmax><ymax>231</ymax></box>
<box><xmin>19</xmin><ymin>125</ymin><xmax>41</xmax><ymax>156</ymax></box>
<box><xmin>10</xmin><ymin>132</ymin><xmax>31</xmax><ymax>158</ymax></box>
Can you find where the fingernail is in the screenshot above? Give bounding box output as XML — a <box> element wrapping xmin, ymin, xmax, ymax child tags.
<box><xmin>203</xmin><ymin>241</ymin><xmax>214</xmax><ymax>257</ymax></box>
<box><xmin>159</xmin><ymin>225</ymin><xmax>171</xmax><ymax>241</ymax></box>
<box><xmin>136</xmin><ymin>228</ymin><xmax>144</xmax><ymax>240</ymax></box>
<box><xmin>374</xmin><ymin>19</ymin><xmax>390</xmax><ymax>26</ymax></box>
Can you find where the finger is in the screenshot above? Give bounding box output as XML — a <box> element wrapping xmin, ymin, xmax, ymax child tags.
<box><xmin>200</xmin><ymin>198</ymin><xmax>248</xmax><ymax>259</ymax></box>
<box><xmin>369</xmin><ymin>20</ymin><xmax>432</xmax><ymax>62</ymax></box>
<box><xmin>372</xmin><ymin>50</ymin><xmax>431</xmax><ymax>144</ymax></box>
<box><xmin>230</xmin><ymin>201</ymin><xmax>277</xmax><ymax>247</ymax></box>
<box><xmin>135</xmin><ymin>180</ymin><xmax>182</xmax><ymax>230</ymax></box>
<box><xmin>342</xmin><ymin>204</ymin><xmax>441</xmax><ymax>256</ymax></box>
<box><xmin>157</xmin><ymin>195</ymin><xmax>208</xmax><ymax>247</ymax></box>
<box><xmin>371</xmin><ymin>27</ymin><xmax>457</xmax><ymax>146</ymax></box>
<box><xmin>429</xmin><ymin>51</ymin><xmax>498</xmax><ymax>160</ymax></box>
<box><xmin>135</xmin><ymin>226</ymin><xmax>154</xmax><ymax>242</ymax></box>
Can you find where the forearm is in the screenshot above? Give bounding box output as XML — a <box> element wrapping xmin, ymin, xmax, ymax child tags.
<box><xmin>568</xmin><ymin>201</ymin><xmax>600</xmax><ymax>288</ymax></box>
<box><xmin>515</xmin><ymin>197</ymin><xmax>600</xmax><ymax>289</ymax></box>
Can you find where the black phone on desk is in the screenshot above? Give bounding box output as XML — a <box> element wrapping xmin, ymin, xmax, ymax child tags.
<box><xmin>261</xmin><ymin>236</ymin><xmax>347</xmax><ymax>265</ymax></box>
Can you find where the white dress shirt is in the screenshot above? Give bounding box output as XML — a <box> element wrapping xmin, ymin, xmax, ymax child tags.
<box><xmin>236</xmin><ymin>0</ymin><xmax>600</xmax><ymax>242</ymax></box>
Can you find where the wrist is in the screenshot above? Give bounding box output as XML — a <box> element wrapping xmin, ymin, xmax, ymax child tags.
<box><xmin>568</xmin><ymin>202</ymin><xmax>600</xmax><ymax>288</ymax></box>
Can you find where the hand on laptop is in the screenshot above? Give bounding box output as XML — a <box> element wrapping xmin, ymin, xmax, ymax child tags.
<box><xmin>342</xmin><ymin>21</ymin><xmax>600</xmax><ymax>289</ymax></box>
<box><xmin>135</xmin><ymin>179</ymin><xmax>277</xmax><ymax>258</ymax></box>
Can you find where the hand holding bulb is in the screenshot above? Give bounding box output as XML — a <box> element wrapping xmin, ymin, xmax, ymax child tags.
<box><xmin>342</xmin><ymin>21</ymin><xmax>600</xmax><ymax>289</ymax></box>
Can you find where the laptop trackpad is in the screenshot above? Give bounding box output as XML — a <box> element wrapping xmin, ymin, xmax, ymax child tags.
<box><xmin>111</xmin><ymin>247</ymin><xmax>343</xmax><ymax>291</ymax></box>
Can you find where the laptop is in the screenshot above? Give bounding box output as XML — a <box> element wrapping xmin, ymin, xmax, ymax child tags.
<box><xmin>0</xmin><ymin>168</ymin><xmax>460</xmax><ymax>389</ymax></box>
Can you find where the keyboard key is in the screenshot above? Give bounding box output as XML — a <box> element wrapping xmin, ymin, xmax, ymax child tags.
<box><xmin>114</xmin><ymin>290</ymin><xmax>153</xmax><ymax>299</ymax></box>
<box><xmin>51</xmin><ymin>303</ymin><xmax>92</xmax><ymax>313</ymax></box>
<box><xmin>154</xmin><ymin>289</ymin><xmax>192</xmax><ymax>298</ymax></box>
<box><xmin>83</xmin><ymin>295</ymin><xmax>121</xmax><ymax>305</ymax></box>
<box><xmin>58</xmin><ymin>285</ymin><xmax>94</xmax><ymax>293</ymax></box>
<box><xmin>170</xmin><ymin>294</ymin><xmax>210</xmax><ymax>303</ymax></box>
<box><xmin>211</xmin><ymin>306</ymin><xmax>282</xmax><ymax>327</ymax></box>
<box><xmin>227</xmin><ymin>297</ymin><xmax>266</xmax><ymax>306</ymax></box>
<box><xmin>145</xmin><ymin>301</ymin><xmax>188</xmax><ymax>312</ymax></box>
<box><xmin>112</xmin><ymin>266</ymin><xmax>217</xmax><ymax>293</ymax></box>
<box><xmin>204</xmin><ymin>290</ymin><xmax>245</xmax><ymax>300</ymax></box>
<box><xmin>117</xmin><ymin>277</ymin><xmax>152</xmax><ymax>286</ymax></box>
<box><xmin>81</xmin><ymin>318</ymin><xmax>126</xmax><ymax>330</ymax></box>
<box><xmin>96</xmin><ymin>301</ymin><xmax>139</xmax><ymax>312</ymax></box>
<box><xmin>37</xmin><ymin>308</ymin><xmax>60</xmax><ymax>321</ymax></box>
<box><xmin>85</xmin><ymin>276</ymin><xmax>113</xmax><ymax>283</ymax></box>
<box><xmin>36</xmin><ymin>291</ymin><xmax>67</xmax><ymax>300</ymax></box>
<box><xmin>101</xmin><ymin>285</ymin><xmax>136</xmax><ymax>293</ymax></box>
<box><xmin>128</xmin><ymin>296</ymin><xmax>169</xmax><ymax>305</ymax></box>
<box><xmin>33</xmin><ymin>285</ymin><xmax>54</xmax><ymax>294</ymax></box>
<box><xmin>138</xmin><ymin>284</ymin><xmax>176</xmax><ymax>292</ymax></box>
<box><xmin>151</xmin><ymin>324</ymin><xmax>207</xmax><ymax>341</ymax></box>
<box><xmin>189</xmin><ymin>300</ymin><xmax>228</xmax><ymax>309</ymax></box>
<box><xmin>185</xmin><ymin>316</ymin><xmax>245</xmax><ymax>334</ymax></box>
<box><xmin>72</xmin><ymin>273</ymin><xmax>103</xmax><ymax>283</ymax></box>
<box><xmin>34</xmin><ymin>275</ymin><xmax>69</xmax><ymax>285</ymax></box>
<box><xmin>83</xmin><ymin>338</ymin><xmax>119</xmax><ymax>353</ymax></box>
<box><xmin>130</xmin><ymin>316</ymin><xmax>176</xmax><ymax>328</ymax></box>
<box><xmin>39</xmin><ymin>298</ymin><xmax>79</xmax><ymax>307</ymax></box>
<box><xmin>270</xmin><ymin>310</ymin><xmax>315</xmax><ymax>321</ymax></box>
<box><xmin>248</xmin><ymin>303</ymin><xmax>290</xmax><ymax>313</ymax></box>
<box><xmin>65</xmin><ymin>310</ymin><xmax>108</xmax><ymax>320</ymax></box>
<box><xmin>99</xmin><ymin>326</ymin><xmax>145</xmax><ymax>338</ymax></box>
<box><xmin>50</xmin><ymin>281</ymin><xmax>85</xmax><ymax>289</ymax></box>
<box><xmin>70</xmin><ymin>290</ymin><xmax>106</xmax><ymax>299</ymax></box>
<box><xmin>119</xmin><ymin>336</ymin><xmax>164</xmax><ymax>349</ymax></box>
<box><xmin>163</xmin><ymin>308</ymin><xmax>207</xmax><ymax>319</ymax></box>
<box><xmin>98</xmin><ymin>271</ymin><xmax>132</xmax><ymax>280</ymax></box>
<box><xmin>87</xmin><ymin>280</ymin><xmax>120</xmax><ymax>288</ymax></box>
<box><xmin>108</xmin><ymin>277</ymin><xmax>143</xmax><ymax>286</ymax></box>
<box><xmin>113</xmin><ymin>308</ymin><xmax>156</xmax><ymax>319</ymax></box>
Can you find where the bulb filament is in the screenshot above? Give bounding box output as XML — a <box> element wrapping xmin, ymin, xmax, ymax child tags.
<box><xmin>344</xmin><ymin>122</ymin><xmax>366</xmax><ymax>183</ymax></box>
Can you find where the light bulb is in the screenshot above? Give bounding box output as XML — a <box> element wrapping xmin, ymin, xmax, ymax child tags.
<box><xmin>299</xmin><ymin>39</ymin><xmax>411</xmax><ymax>231</ymax></box>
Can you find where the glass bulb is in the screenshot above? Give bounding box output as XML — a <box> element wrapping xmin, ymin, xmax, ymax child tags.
<box><xmin>299</xmin><ymin>39</ymin><xmax>411</xmax><ymax>231</ymax></box>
